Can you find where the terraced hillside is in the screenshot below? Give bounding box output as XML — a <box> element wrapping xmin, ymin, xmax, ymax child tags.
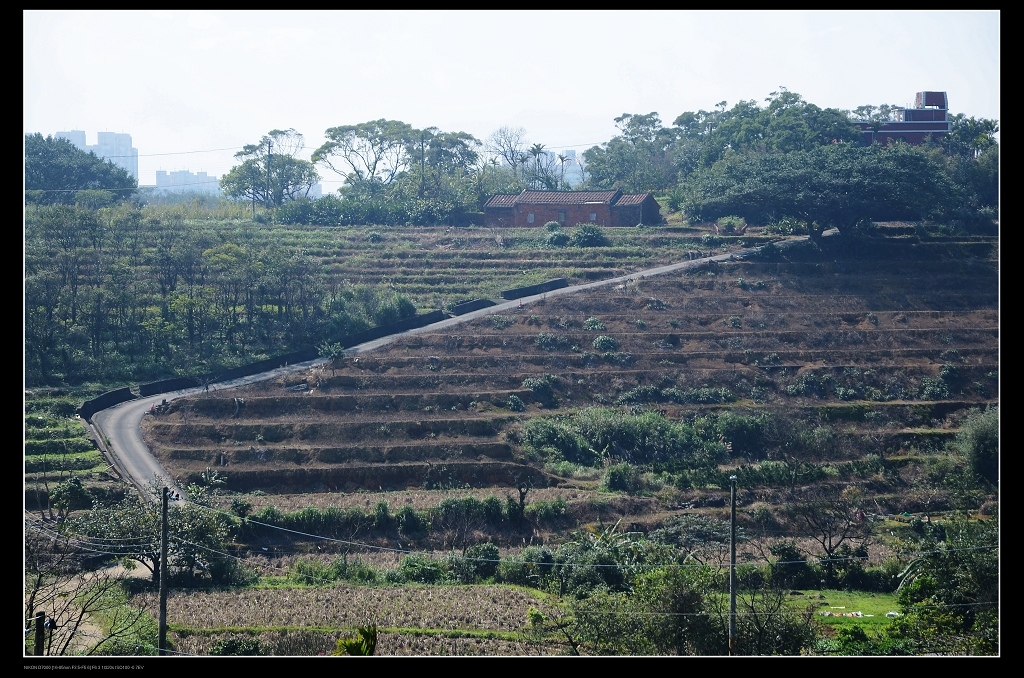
<box><xmin>258</xmin><ymin>223</ymin><xmax>721</xmax><ymax>312</ymax></box>
<box><xmin>141</xmin><ymin>229</ymin><xmax>998</xmax><ymax>547</ymax></box>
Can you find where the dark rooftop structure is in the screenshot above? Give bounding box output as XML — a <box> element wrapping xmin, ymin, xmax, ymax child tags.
<box><xmin>857</xmin><ymin>91</ymin><xmax>951</xmax><ymax>146</ymax></box>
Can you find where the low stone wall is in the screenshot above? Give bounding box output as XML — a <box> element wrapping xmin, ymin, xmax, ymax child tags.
<box><xmin>449</xmin><ymin>298</ymin><xmax>496</xmax><ymax>315</ymax></box>
<box><xmin>500</xmin><ymin>278</ymin><xmax>568</xmax><ymax>300</ymax></box>
<box><xmin>78</xmin><ymin>387</ymin><xmax>136</xmax><ymax>421</ymax></box>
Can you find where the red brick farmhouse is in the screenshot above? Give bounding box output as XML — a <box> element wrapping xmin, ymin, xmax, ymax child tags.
<box><xmin>484</xmin><ymin>190</ymin><xmax>662</xmax><ymax>228</ymax></box>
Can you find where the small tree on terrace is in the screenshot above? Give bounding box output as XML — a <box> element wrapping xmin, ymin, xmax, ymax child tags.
<box><xmin>953</xmin><ymin>406</ymin><xmax>998</xmax><ymax>487</ymax></box>
<box><xmin>787</xmin><ymin>485</ymin><xmax>871</xmax><ymax>588</ymax></box>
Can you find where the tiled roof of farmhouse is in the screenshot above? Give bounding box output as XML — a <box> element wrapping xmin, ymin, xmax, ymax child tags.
<box><xmin>515</xmin><ymin>190</ymin><xmax>621</xmax><ymax>205</ymax></box>
<box><xmin>483</xmin><ymin>194</ymin><xmax>519</xmax><ymax>208</ymax></box>
<box><xmin>614</xmin><ymin>193</ymin><xmax>652</xmax><ymax>206</ymax></box>
<box><xmin>484</xmin><ymin>190</ymin><xmax>654</xmax><ymax>209</ymax></box>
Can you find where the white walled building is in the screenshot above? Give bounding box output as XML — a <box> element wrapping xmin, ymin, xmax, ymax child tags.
<box><xmin>155</xmin><ymin>169</ymin><xmax>221</xmax><ymax>195</ymax></box>
<box><xmin>56</xmin><ymin>130</ymin><xmax>139</xmax><ymax>182</ymax></box>
<box><xmin>535</xmin><ymin>149</ymin><xmax>585</xmax><ymax>189</ymax></box>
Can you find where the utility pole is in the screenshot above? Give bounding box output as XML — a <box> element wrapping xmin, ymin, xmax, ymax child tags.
<box><xmin>729</xmin><ymin>474</ymin><xmax>737</xmax><ymax>656</ymax></box>
<box><xmin>34</xmin><ymin>611</ymin><xmax>45</xmax><ymax>655</ymax></box>
<box><xmin>158</xmin><ymin>487</ymin><xmax>169</xmax><ymax>655</ymax></box>
<box><xmin>265</xmin><ymin>137</ymin><xmax>272</xmax><ymax>209</ymax></box>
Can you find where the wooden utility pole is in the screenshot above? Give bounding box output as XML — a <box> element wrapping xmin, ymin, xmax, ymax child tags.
<box><xmin>729</xmin><ymin>475</ymin><xmax>738</xmax><ymax>656</ymax></box>
<box><xmin>265</xmin><ymin>138</ymin><xmax>272</xmax><ymax>209</ymax></box>
<box><xmin>159</xmin><ymin>487</ymin><xmax>169</xmax><ymax>655</ymax></box>
<box><xmin>34</xmin><ymin>611</ymin><xmax>45</xmax><ymax>655</ymax></box>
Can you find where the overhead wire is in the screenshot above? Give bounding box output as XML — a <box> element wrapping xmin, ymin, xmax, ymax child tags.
<box><xmin>25</xmin><ymin>504</ymin><xmax>998</xmax><ymax>653</ymax></box>
<box><xmin>24</xmin><ymin>135</ymin><xmax>606</xmax><ymax>195</ymax></box>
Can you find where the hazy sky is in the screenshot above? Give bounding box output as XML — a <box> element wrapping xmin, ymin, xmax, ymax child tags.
<box><xmin>24</xmin><ymin>10</ymin><xmax>1000</xmax><ymax>188</ymax></box>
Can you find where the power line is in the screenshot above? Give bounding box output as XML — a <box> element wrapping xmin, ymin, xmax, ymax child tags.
<box><xmin>29</xmin><ymin>498</ymin><xmax>997</xmax><ymax>583</ymax></box>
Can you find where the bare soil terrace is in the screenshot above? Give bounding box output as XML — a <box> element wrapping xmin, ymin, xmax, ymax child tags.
<box><xmin>140</xmin><ymin>228</ymin><xmax>998</xmax><ymax>553</ymax></box>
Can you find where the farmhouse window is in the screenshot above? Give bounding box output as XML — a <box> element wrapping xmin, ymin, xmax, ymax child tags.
<box><xmin>558</xmin><ymin>211</ymin><xmax>566</xmax><ymax>223</ymax></box>
<box><xmin>527</xmin><ymin>213</ymin><xmax>535</xmax><ymax>224</ymax></box>
<box><xmin>590</xmin><ymin>212</ymin><xmax>597</xmax><ymax>222</ymax></box>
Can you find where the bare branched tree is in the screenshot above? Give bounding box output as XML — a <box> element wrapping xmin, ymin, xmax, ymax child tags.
<box><xmin>25</xmin><ymin>520</ymin><xmax>149</xmax><ymax>656</ymax></box>
<box><xmin>487</xmin><ymin>126</ymin><xmax>528</xmax><ymax>178</ymax></box>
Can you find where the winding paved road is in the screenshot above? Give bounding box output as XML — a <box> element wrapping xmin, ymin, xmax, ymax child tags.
<box><xmin>90</xmin><ymin>239</ymin><xmax>806</xmax><ymax>500</ymax></box>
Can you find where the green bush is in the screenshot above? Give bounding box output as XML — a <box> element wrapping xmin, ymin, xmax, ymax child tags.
<box><xmin>507</xmin><ymin>394</ymin><xmax>526</xmax><ymax>412</ymax></box>
<box><xmin>373</xmin><ymin>500</ymin><xmax>394</xmax><ymax>530</ymax></box>
<box><xmin>432</xmin><ymin>496</ymin><xmax>486</xmax><ymax>531</ymax></box>
<box><xmin>291</xmin><ymin>557</ymin><xmax>337</xmax><ymax>586</ymax></box>
<box><xmin>522</xmin><ymin>374</ymin><xmax>558</xmax><ymax>392</ymax></box>
<box><xmin>768</xmin><ymin>540</ymin><xmax>817</xmax><ymax>589</ymax></box>
<box><xmin>662</xmin><ymin>386</ymin><xmax>735</xmax><ymax>404</ymax></box>
<box><xmin>230</xmin><ymin>496</ymin><xmax>252</xmax><ymax>519</ymax></box>
<box><xmin>954</xmin><ymin>406</ymin><xmax>998</xmax><ymax>485</ymax></box>
<box><xmin>210</xmin><ymin>636</ymin><xmax>268</xmax><ymax>656</ymax></box>
<box><xmin>535</xmin><ymin>333</ymin><xmax>569</xmax><ymax>350</ymax></box>
<box><xmin>465</xmin><ymin>542</ymin><xmax>500</xmax><ymax>580</ymax></box>
<box><xmin>333</xmin><ymin>557</ymin><xmax>379</xmax><ymax>584</ymax></box>
<box><xmin>522</xmin><ymin>374</ymin><xmax>558</xmax><ymax>406</ymax></box>
<box><xmin>497</xmin><ymin>546</ymin><xmax>555</xmax><ymax>587</ymax></box>
<box><xmin>521</xmin><ymin>416</ymin><xmax>599</xmax><ymax>466</ymax></box>
<box><xmin>482</xmin><ymin>495</ymin><xmax>505</xmax><ymax>525</ymax></box>
<box><xmin>395</xmin><ymin>505</ymin><xmax>426</xmax><ymax>535</ymax></box>
<box><xmin>544</xmin><ymin>220</ymin><xmax>562</xmax><ymax>231</ymax></box>
<box><xmin>570</xmin><ymin>224</ymin><xmax>609</xmax><ymax>247</ymax></box>
<box><xmin>765</xmin><ymin>217</ymin><xmax>805</xmax><ymax>235</ymax></box>
<box><xmin>603</xmin><ymin>463</ymin><xmax>640</xmax><ymax>493</ymax></box>
<box><xmin>251</xmin><ymin>505</ymin><xmax>284</xmax><ymax>524</ymax></box>
<box><xmin>527</xmin><ymin>497</ymin><xmax>568</xmax><ymax>522</ymax></box>
<box><xmin>918</xmin><ymin>377</ymin><xmax>950</xmax><ymax>400</ymax></box>
<box><xmin>546</xmin><ymin>231</ymin><xmax>570</xmax><ymax>247</ymax></box>
<box><xmin>583</xmin><ymin>317</ymin><xmax>606</xmax><ymax>331</ymax></box>
<box><xmin>592</xmin><ymin>335</ymin><xmax>619</xmax><ymax>351</ymax></box>
<box><xmin>489</xmin><ymin>315</ymin><xmax>515</xmax><ymax>330</ymax></box>
<box><xmin>24</xmin><ymin>438</ymin><xmax>96</xmax><ymax>455</ymax></box>
<box><xmin>274</xmin><ymin>198</ymin><xmax>313</xmax><ymax>225</ymax></box>
<box><xmin>716</xmin><ymin>215</ymin><xmax>746</xmax><ymax>234</ymax></box>
<box><xmin>393</xmin><ymin>553</ymin><xmax>446</xmax><ymax>584</ymax></box>
<box><xmin>616</xmin><ymin>385</ymin><xmax>662</xmax><ymax>406</ymax></box>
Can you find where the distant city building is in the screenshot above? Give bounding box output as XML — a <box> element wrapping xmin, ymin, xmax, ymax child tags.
<box><xmin>55</xmin><ymin>130</ymin><xmax>139</xmax><ymax>181</ymax></box>
<box><xmin>548</xmin><ymin>149</ymin><xmax>584</xmax><ymax>188</ymax></box>
<box><xmin>155</xmin><ymin>169</ymin><xmax>221</xmax><ymax>195</ymax></box>
<box><xmin>529</xmin><ymin>149</ymin><xmax>585</xmax><ymax>189</ymax></box>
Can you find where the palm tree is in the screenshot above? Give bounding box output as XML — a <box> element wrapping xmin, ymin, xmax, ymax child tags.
<box><xmin>528</xmin><ymin>143</ymin><xmax>546</xmax><ymax>189</ymax></box>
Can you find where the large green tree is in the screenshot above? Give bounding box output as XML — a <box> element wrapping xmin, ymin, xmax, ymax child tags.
<box><xmin>674</xmin><ymin>89</ymin><xmax>861</xmax><ymax>171</ymax></box>
<box><xmin>944</xmin><ymin>114</ymin><xmax>999</xmax><ymax>159</ymax></box>
<box><xmin>66</xmin><ymin>493</ymin><xmax>241</xmax><ymax>586</ymax></box>
<box><xmin>313</xmin><ymin>119</ymin><xmax>416</xmax><ymax>187</ymax></box>
<box><xmin>584</xmin><ymin>112</ymin><xmax>678</xmax><ymax>193</ymax></box>
<box><xmin>887</xmin><ymin>515</ymin><xmax>998</xmax><ymax>655</ymax></box>
<box><xmin>681</xmin><ymin>141</ymin><xmax>961</xmax><ymax>238</ymax></box>
<box><xmin>220</xmin><ymin>129</ymin><xmax>320</xmax><ymax>210</ymax></box>
<box><xmin>24</xmin><ymin>133</ymin><xmax>137</xmax><ymax>206</ymax></box>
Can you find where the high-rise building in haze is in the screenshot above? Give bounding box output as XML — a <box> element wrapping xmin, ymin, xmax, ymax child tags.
<box><xmin>155</xmin><ymin>169</ymin><xmax>221</xmax><ymax>195</ymax></box>
<box><xmin>55</xmin><ymin>130</ymin><xmax>139</xmax><ymax>182</ymax></box>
